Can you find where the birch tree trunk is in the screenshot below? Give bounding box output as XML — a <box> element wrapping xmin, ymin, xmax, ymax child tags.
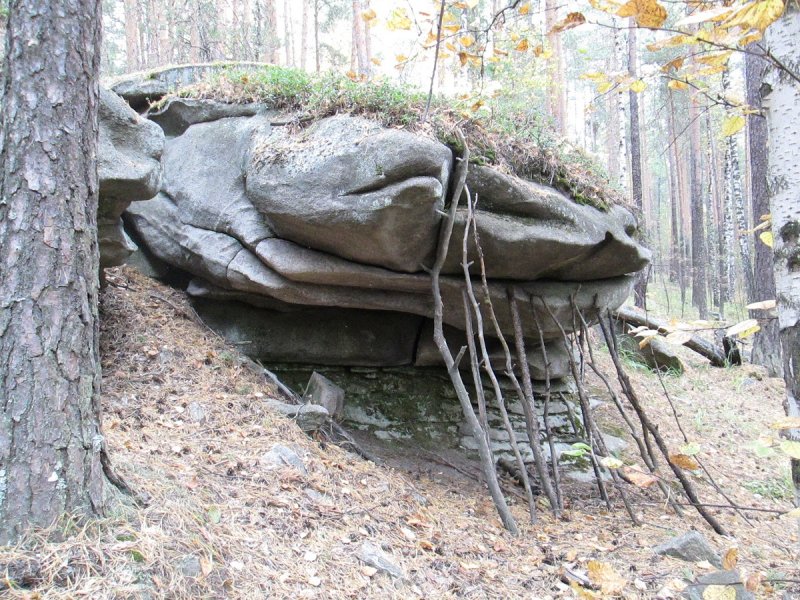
<box><xmin>764</xmin><ymin>2</ymin><xmax>800</xmax><ymax>512</ymax></box>
<box><xmin>722</xmin><ymin>69</ymin><xmax>756</xmax><ymax>302</ymax></box>
<box><xmin>301</xmin><ymin>0</ymin><xmax>308</xmax><ymax>70</ymax></box>
<box><xmin>0</xmin><ymin>0</ymin><xmax>105</xmax><ymax>543</ymax></box>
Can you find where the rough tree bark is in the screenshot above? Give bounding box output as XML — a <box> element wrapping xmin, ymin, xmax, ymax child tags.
<box><xmin>747</xmin><ymin>48</ymin><xmax>782</xmax><ymax>377</ymax></box>
<box><xmin>763</xmin><ymin>2</ymin><xmax>800</xmax><ymax>512</ymax></box>
<box><xmin>0</xmin><ymin>0</ymin><xmax>105</xmax><ymax>543</ymax></box>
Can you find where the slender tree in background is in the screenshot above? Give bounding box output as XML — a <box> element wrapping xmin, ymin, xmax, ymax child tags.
<box><xmin>689</xmin><ymin>95</ymin><xmax>709</xmax><ymax>318</ymax></box>
<box><xmin>544</xmin><ymin>0</ymin><xmax>566</xmax><ymax>135</ymax></box>
<box><xmin>351</xmin><ymin>0</ymin><xmax>370</xmax><ymax>77</ymax></box>
<box><xmin>763</xmin><ymin>1</ymin><xmax>800</xmax><ymax>511</ymax></box>
<box><xmin>0</xmin><ymin>0</ymin><xmax>105</xmax><ymax>543</ymax></box>
<box><xmin>627</xmin><ymin>19</ymin><xmax>646</xmax><ymax>308</ymax></box>
<box><xmin>123</xmin><ymin>0</ymin><xmax>140</xmax><ymax>71</ymax></box>
<box><xmin>747</xmin><ymin>48</ymin><xmax>782</xmax><ymax>376</ymax></box>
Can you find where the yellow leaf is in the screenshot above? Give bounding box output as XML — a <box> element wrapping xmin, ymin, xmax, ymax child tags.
<box><xmin>784</xmin><ymin>506</ymin><xmax>800</xmax><ymax>518</ymax></box>
<box><xmin>600</xmin><ymin>456</ymin><xmax>625</xmax><ymax>469</ymax></box>
<box><xmin>759</xmin><ymin>231</ymin><xmax>774</xmax><ymax>247</ymax></box>
<box><xmin>386</xmin><ymin>7</ymin><xmax>412</xmax><ymax>31</ymax></box>
<box><xmin>518</xmin><ymin>2</ymin><xmax>531</xmax><ymax>15</ymax></box>
<box><xmin>630</xmin><ymin>79</ymin><xmax>647</xmax><ymax>92</ymax></box>
<box><xmin>533</xmin><ymin>44</ymin><xmax>544</xmax><ymax>57</ymax></box>
<box><xmin>669</xmin><ymin>453</ymin><xmax>700</xmax><ymax>470</ymax></box>
<box><xmin>668</xmin><ymin>79</ymin><xmax>689</xmax><ymax>90</ymax></box>
<box><xmin>361</xmin><ymin>8</ymin><xmax>377</xmax><ymax>22</ymax></box>
<box><xmin>771</xmin><ymin>416</ymin><xmax>800</xmax><ymax>430</ymax></box>
<box><xmin>639</xmin><ymin>335</ymin><xmax>657</xmax><ymax>349</ymax></box>
<box><xmin>697</xmin><ymin>50</ymin><xmax>733</xmax><ymax>67</ymax></box>
<box><xmin>722</xmin><ymin>547</ymin><xmax>738</xmax><ymax>570</ymax></box>
<box><xmin>370</xmin><ymin>57</ymin><xmax>381</xmax><ymax>66</ymax></box>
<box><xmin>515</xmin><ymin>38</ymin><xmax>530</xmax><ymax>51</ymax></box>
<box><xmin>721</xmin><ymin>115</ymin><xmax>746</xmax><ymax>137</ymax></box>
<box><xmin>587</xmin><ymin>560</ymin><xmax>627</xmax><ymax>595</ymax></box>
<box><xmin>459</xmin><ymin>34</ymin><xmax>475</xmax><ymax>47</ymax></box>
<box><xmin>598</xmin><ymin>81</ymin><xmax>614</xmax><ymax>93</ymax></box>
<box><xmin>739</xmin><ymin>31</ymin><xmax>763</xmax><ymax>46</ymax></box>
<box><xmin>722</xmin><ymin>0</ymin><xmax>785</xmax><ymax>32</ymax></box>
<box><xmin>617</xmin><ymin>0</ymin><xmax>667</xmax><ymax>27</ymax></box>
<box><xmin>466</xmin><ymin>0</ymin><xmax>479</xmax><ymax>7</ymax></box>
<box><xmin>395</xmin><ymin>54</ymin><xmax>408</xmax><ymax>63</ymax></box>
<box><xmin>780</xmin><ymin>440</ymin><xmax>800</xmax><ymax>459</ymax></box>
<box><xmin>703</xmin><ymin>585</ymin><xmax>737</xmax><ymax>600</ymax></box>
<box><xmin>550</xmin><ymin>12</ymin><xmax>587</xmax><ymax>33</ymax></box>
<box><xmin>582</xmin><ymin>71</ymin><xmax>609</xmax><ymax>81</ymax></box>
<box><xmin>662</xmin><ymin>57</ymin><xmax>685</xmax><ymax>72</ymax></box>
<box><xmin>727</xmin><ymin>318</ymin><xmax>760</xmax><ymax>338</ymax></box>
<box><xmin>459</xmin><ymin>51</ymin><xmax>469</xmax><ymax>66</ymax></box>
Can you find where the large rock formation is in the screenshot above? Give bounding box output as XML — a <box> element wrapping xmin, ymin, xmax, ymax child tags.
<box><xmin>104</xmin><ymin>66</ymin><xmax>650</xmax><ymax>381</ymax></box>
<box><xmin>98</xmin><ymin>89</ymin><xmax>164</xmax><ymax>268</ymax></box>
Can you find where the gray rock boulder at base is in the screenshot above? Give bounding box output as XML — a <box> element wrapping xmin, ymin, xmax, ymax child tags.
<box><xmin>653</xmin><ymin>531</ymin><xmax>722</xmax><ymax>567</ymax></box>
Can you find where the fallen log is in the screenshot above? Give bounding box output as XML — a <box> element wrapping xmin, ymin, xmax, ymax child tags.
<box><xmin>612</xmin><ymin>305</ymin><xmax>730</xmax><ymax>368</ymax></box>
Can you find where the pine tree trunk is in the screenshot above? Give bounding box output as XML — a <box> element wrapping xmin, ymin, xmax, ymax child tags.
<box><xmin>0</xmin><ymin>0</ymin><xmax>105</xmax><ymax>543</ymax></box>
<box><xmin>123</xmin><ymin>0</ymin><xmax>140</xmax><ymax>71</ymax></box>
<box><xmin>628</xmin><ymin>21</ymin><xmax>646</xmax><ymax>308</ymax></box>
<box><xmin>351</xmin><ymin>0</ymin><xmax>369</xmax><ymax>76</ymax></box>
<box><xmin>300</xmin><ymin>0</ymin><xmax>308</xmax><ymax>70</ymax></box>
<box><xmin>747</xmin><ymin>49</ymin><xmax>782</xmax><ymax>376</ymax></box>
<box><xmin>265</xmin><ymin>0</ymin><xmax>278</xmax><ymax>63</ymax></box>
<box><xmin>689</xmin><ymin>97</ymin><xmax>708</xmax><ymax>318</ymax></box>
<box><xmin>544</xmin><ymin>0</ymin><xmax>566</xmax><ymax>135</ymax></box>
<box><xmin>764</xmin><ymin>2</ymin><xmax>800</xmax><ymax>511</ymax></box>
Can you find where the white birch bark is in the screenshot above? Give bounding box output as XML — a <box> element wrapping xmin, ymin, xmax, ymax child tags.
<box><xmin>764</xmin><ymin>1</ymin><xmax>800</xmax><ymax>510</ymax></box>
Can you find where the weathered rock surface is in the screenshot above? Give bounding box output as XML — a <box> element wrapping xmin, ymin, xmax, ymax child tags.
<box><xmin>109</xmin><ymin>62</ymin><xmax>270</xmax><ymax>110</ymax></box>
<box><xmin>445</xmin><ymin>166</ymin><xmax>650</xmax><ymax>281</ymax></box>
<box><xmin>653</xmin><ymin>531</ymin><xmax>722</xmax><ymax>567</ymax></box>
<box><xmin>114</xmin><ymin>80</ymin><xmax>649</xmax><ymax>367</ymax></box>
<box><xmin>98</xmin><ymin>89</ymin><xmax>164</xmax><ymax>268</ymax></box>
<box><xmin>304</xmin><ymin>372</ymin><xmax>345</xmax><ymax>420</ymax></box>
<box><xmin>619</xmin><ymin>331</ymin><xmax>685</xmax><ymax>374</ymax></box>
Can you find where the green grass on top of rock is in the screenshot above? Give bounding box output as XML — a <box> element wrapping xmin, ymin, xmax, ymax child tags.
<box><xmin>154</xmin><ymin>63</ymin><xmax>623</xmax><ymax>211</ymax></box>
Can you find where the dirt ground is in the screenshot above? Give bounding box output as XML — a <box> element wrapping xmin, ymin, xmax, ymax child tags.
<box><xmin>1</xmin><ymin>267</ymin><xmax>797</xmax><ymax>599</ymax></box>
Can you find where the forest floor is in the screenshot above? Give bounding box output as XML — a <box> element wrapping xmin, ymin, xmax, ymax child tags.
<box><xmin>1</xmin><ymin>267</ymin><xmax>797</xmax><ymax>599</ymax></box>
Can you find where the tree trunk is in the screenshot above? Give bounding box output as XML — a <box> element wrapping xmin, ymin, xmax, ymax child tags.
<box><xmin>628</xmin><ymin>20</ymin><xmax>646</xmax><ymax>308</ymax></box>
<box><xmin>351</xmin><ymin>0</ymin><xmax>369</xmax><ymax>77</ymax></box>
<box><xmin>764</xmin><ymin>2</ymin><xmax>800</xmax><ymax>512</ymax></box>
<box><xmin>544</xmin><ymin>0</ymin><xmax>566</xmax><ymax>135</ymax></box>
<box><xmin>747</xmin><ymin>49</ymin><xmax>781</xmax><ymax>376</ymax></box>
<box><xmin>123</xmin><ymin>0</ymin><xmax>140</xmax><ymax>71</ymax></box>
<box><xmin>314</xmin><ymin>0</ymin><xmax>320</xmax><ymax>72</ymax></box>
<box><xmin>722</xmin><ymin>69</ymin><xmax>756</xmax><ymax>302</ymax></box>
<box><xmin>606</xmin><ymin>54</ymin><xmax>620</xmax><ymax>183</ymax></box>
<box><xmin>265</xmin><ymin>0</ymin><xmax>278</xmax><ymax>63</ymax></box>
<box><xmin>301</xmin><ymin>0</ymin><xmax>308</xmax><ymax>70</ymax></box>
<box><xmin>0</xmin><ymin>0</ymin><xmax>105</xmax><ymax>543</ymax></box>
<box><xmin>689</xmin><ymin>97</ymin><xmax>708</xmax><ymax>318</ymax></box>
